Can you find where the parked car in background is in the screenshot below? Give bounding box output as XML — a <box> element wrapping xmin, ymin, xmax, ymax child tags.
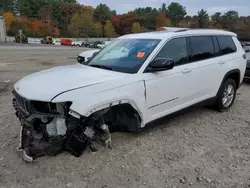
<box><xmin>88</xmin><ymin>41</ymin><xmax>105</xmax><ymax>48</ymax></box>
<box><xmin>53</xmin><ymin>39</ymin><xmax>61</xmax><ymax>45</ymax></box>
<box><xmin>77</xmin><ymin>49</ymin><xmax>100</xmax><ymax>64</ymax></box>
<box><xmin>83</xmin><ymin>41</ymin><xmax>91</xmax><ymax>47</ymax></box>
<box><xmin>244</xmin><ymin>51</ymin><xmax>250</xmax><ymax>79</ymax></box>
<box><xmin>97</xmin><ymin>43</ymin><xmax>106</xmax><ymax>49</ymax></box>
<box><xmin>72</xmin><ymin>41</ymin><xmax>84</xmax><ymax>47</ymax></box>
<box><xmin>97</xmin><ymin>41</ymin><xmax>112</xmax><ymax>49</ymax></box>
<box><xmin>241</xmin><ymin>41</ymin><xmax>250</xmax><ymax>52</ymax></box>
<box><xmin>13</xmin><ymin>28</ymin><xmax>246</xmax><ymax>162</ymax></box>
<box><xmin>61</xmin><ymin>38</ymin><xmax>72</xmax><ymax>46</ymax></box>
<box><xmin>86</xmin><ymin>41</ymin><xmax>95</xmax><ymax>48</ymax></box>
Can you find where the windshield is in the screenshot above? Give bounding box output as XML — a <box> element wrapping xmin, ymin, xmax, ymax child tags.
<box><xmin>87</xmin><ymin>39</ymin><xmax>160</xmax><ymax>73</ymax></box>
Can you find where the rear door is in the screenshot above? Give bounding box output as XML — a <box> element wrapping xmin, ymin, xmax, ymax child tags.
<box><xmin>187</xmin><ymin>36</ymin><xmax>222</xmax><ymax>100</ymax></box>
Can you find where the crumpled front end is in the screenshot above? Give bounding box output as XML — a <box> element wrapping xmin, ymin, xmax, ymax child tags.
<box><xmin>12</xmin><ymin>90</ymin><xmax>112</xmax><ymax>162</ymax></box>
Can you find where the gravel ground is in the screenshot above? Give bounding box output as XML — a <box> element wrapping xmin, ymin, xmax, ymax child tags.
<box><xmin>0</xmin><ymin>45</ymin><xmax>250</xmax><ymax>188</ymax></box>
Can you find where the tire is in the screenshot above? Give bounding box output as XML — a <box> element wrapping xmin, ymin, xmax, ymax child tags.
<box><xmin>214</xmin><ymin>78</ymin><xmax>237</xmax><ymax>112</ymax></box>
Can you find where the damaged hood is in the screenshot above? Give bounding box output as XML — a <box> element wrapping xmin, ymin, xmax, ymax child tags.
<box><xmin>14</xmin><ymin>64</ymin><xmax>127</xmax><ymax>101</ymax></box>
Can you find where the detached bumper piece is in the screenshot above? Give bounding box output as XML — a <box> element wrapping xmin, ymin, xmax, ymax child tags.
<box><xmin>19</xmin><ymin>124</ymin><xmax>66</xmax><ymax>161</ymax></box>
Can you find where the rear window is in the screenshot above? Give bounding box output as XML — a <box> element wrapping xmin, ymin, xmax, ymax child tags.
<box><xmin>189</xmin><ymin>36</ymin><xmax>215</xmax><ymax>62</ymax></box>
<box><xmin>217</xmin><ymin>36</ymin><xmax>236</xmax><ymax>55</ymax></box>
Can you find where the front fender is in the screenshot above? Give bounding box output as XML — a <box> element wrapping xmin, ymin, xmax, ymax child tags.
<box><xmin>52</xmin><ymin>81</ymin><xmax>147</xmax><ymax>127</ymax></box>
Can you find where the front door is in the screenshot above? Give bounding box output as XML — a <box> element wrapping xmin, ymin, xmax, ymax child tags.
<box><xmin>143</xmin><ymin>37</ymin><xmax>197</xmax><ymax>122</ymax></box>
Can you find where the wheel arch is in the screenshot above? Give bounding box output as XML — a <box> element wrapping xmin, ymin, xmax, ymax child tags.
<box><xmin>220</xmin><ymin>69</ymin><xmax>241</xmax><ymax>90</ymax></box>
<box><xmin>69</xmin><ymin>99</ymin><xmax>145</xmax><ymax>132</ymax></box>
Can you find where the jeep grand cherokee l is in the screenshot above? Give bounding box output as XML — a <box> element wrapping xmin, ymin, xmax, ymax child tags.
<box><xmin>13</xmin><ymin>29</ymin><xmax>247</xmax><ymax>161</ymax></box>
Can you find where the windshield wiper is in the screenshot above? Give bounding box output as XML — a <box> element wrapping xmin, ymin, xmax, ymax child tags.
<box><xmin>89</xmin><ymin>64</ymin><xmax>113</xmax><ymax>70</ymax></box>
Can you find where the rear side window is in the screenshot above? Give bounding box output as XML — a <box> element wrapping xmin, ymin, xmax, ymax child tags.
<box><xmin>155</xmin><ymin>37</ymin><xmax>188</xmax><ymax>66</ymax></box>
<box><xmin>217</xmin><ymin>36</ymin><xmax>236</xmax><ymax>55</ymax></box>
<box><xmin>189</xmin><ymin>36</ymin><xmax>215</xmax><ymax>62</ymax></box>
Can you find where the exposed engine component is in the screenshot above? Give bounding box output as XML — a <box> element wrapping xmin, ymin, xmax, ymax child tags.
<box><xmin>12</xmin><ymin>91</ymin><xmax>116</xmax><ymax>162</ymax></box>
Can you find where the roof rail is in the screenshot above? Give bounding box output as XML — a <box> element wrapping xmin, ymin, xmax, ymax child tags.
<box><xmin>174</xmin><ymin>29</ymin><xmax>189</xmax><ymax>32</ymax></box>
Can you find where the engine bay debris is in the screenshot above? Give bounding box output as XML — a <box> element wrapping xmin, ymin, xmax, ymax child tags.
<box><xmin>13</xmin><ymin>91</ymin><xmax>113</xmax><ymax>162</ymax></box>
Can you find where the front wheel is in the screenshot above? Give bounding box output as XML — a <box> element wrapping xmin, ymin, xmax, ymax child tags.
<box><xmin>214</xmin><ymin>78</ymin><xmax>237</xmax><ymax>112</ymax></box>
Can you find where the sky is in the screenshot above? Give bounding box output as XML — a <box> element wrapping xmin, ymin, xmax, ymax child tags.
<box><xmin>78</xmin><ymin>0</ymin><xmax>250</xmax><ymax>16</ymax></box>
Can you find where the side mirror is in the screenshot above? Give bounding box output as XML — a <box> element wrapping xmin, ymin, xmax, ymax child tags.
<box><xmin>146</xmin><ymin>58</ymin><xmax>175</xmax><ymax>72</ymax></box>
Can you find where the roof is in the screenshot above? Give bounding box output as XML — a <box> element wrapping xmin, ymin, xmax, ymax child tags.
<box><xmin>119</xmin><ymin>29</ymin><xmax>237</xmax><ymax>40</ymax></box>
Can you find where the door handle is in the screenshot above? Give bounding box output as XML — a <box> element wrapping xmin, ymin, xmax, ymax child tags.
<box><xmin>219</xmin><ymin>61</ymin><xmax>225</xmax><ymax>65</ymax></box>
<box><xmin>181</xmin><ymin>68</ymin><xmax>192</xmax><ymax>74</ymax></box>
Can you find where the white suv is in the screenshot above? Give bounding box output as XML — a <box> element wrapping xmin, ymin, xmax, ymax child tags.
<box><xmin>13</xmin><ymin>29</ymin><xmax>247</xmax><ymax>161</ymax></box>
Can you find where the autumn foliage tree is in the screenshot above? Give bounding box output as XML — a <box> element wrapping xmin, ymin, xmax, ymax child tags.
<box><xmin>94</xmin><ymin>22</ymin><xmax>103</xmax><ymax>37</ymax></box>
<box><xmin>59</xmin><ymin>3</ymin><xmax>82</xmax><ymax>36</ymax></box>
<box><xmin>27</xmin><ymin>19</ymin><xmax>41</xmax><ymax>34</ymax></box>
<box><xmin>131</xmin><ymin>22</ymin><xmax>141</xmax><ymax>33</ymax></box>
<box><xmin>3</xmin><ymin>11</ymin><xmax>15</xmax><ymax>32</ymax></box>
<box><xmin>104</xmin><ymin>20</ymin><xmax>116</xmax><ymax>39</ymax></box>
<box><xmin>156</xmin><ymin>12</ymin><xmax>171</xmax><ymax>28</ymax></box>
<box><xmin>68</xmin><ymin>9</ymin><xmax>94</xmax><ymax>38</ymax></box>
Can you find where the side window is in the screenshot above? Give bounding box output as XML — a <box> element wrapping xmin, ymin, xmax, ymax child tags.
<box><xmin>154</xmin><ymin>38</ymin><xmax>188</xmax><ymax>66</ymax></box>
<box><xmin>217</xmin><ymin>36</ymin><xmax>237</xmax><ymax>55</ymax></box>
<box><xmin>189</xmin><ymin>36</ymin><xmax>215</xmax><ymax>62</ymax></box>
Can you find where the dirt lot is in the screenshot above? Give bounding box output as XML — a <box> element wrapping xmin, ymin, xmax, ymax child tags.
<box><xmin>0</xmin><ymin>44</ymin><xmax>250</xmax><ymax>188</ymax></box>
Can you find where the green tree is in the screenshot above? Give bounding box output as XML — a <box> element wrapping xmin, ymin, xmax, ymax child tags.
<box><xmin>211</xmin><ymin>12</ymin><xmax>222</xmax><ymax>25</ymax></box>
<box><xmin>93</xmin><ymin>3</ymin><xmax>112</xmax><ymax>23</ymax></box>
<box><xmin>17</xmin><ymin>0</ymin><xmax>77</xmax><ymax>17</ymax></box>
<box><xmin>131</xmin><ymin>22</ymin><xmax>141</xmax><ymax>33</ymax></box>
<box><xmin>93</xmin><ymin>3</ymin><xmax>113</xmax><ymax>36</ymax></box>
<box><xmin>221</xmin><ymin>10</ymin><xmax>239</xmax><ymax>31</ymax></box>
<box><xmin>104</xmin><ymin>20</ymin><xmax>116</xmax><ymax>39</ymax></box>
<box><xmin>166</xmin><ymin>2</ymin><xmax>187</xmax><ymax>26</ymax></box>
<box><xmin>0</xmin><ymin>0</ymin><xmax>15</xmax><ymax>13</ymax></box>
<box><xmin>159</xmin><ymin>3</ymin><xmax>167</xmax><ymax>13</ymax></box>
<box><xmin>17</xmin><ymin>0</ymin><xmax>42</xmax><ymax>17</ymax></box>
<box><xmin>68</xmin><ymin>10</ymin><xmax>94</xmax><ymax>38</ymax></box>
<box><xmin>56</xmin><ymin>2</ymin><xmax>82</xmax><ymax>36</ymax></box>
<box><xmin>134</xmin><ymin>7</ymin><xmax>158</xmax><ymax>31</ymax></box>
<box><xmin>197</xmin><ymin>9</ymin><xmax>209</xmax><ymax>28</ymax></box>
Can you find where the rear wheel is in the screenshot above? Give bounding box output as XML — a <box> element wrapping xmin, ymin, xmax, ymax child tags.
<box><xmin>214</xmin><ymin>78</ymin><xmax>237</xmax><ymax>112</ymax></box>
